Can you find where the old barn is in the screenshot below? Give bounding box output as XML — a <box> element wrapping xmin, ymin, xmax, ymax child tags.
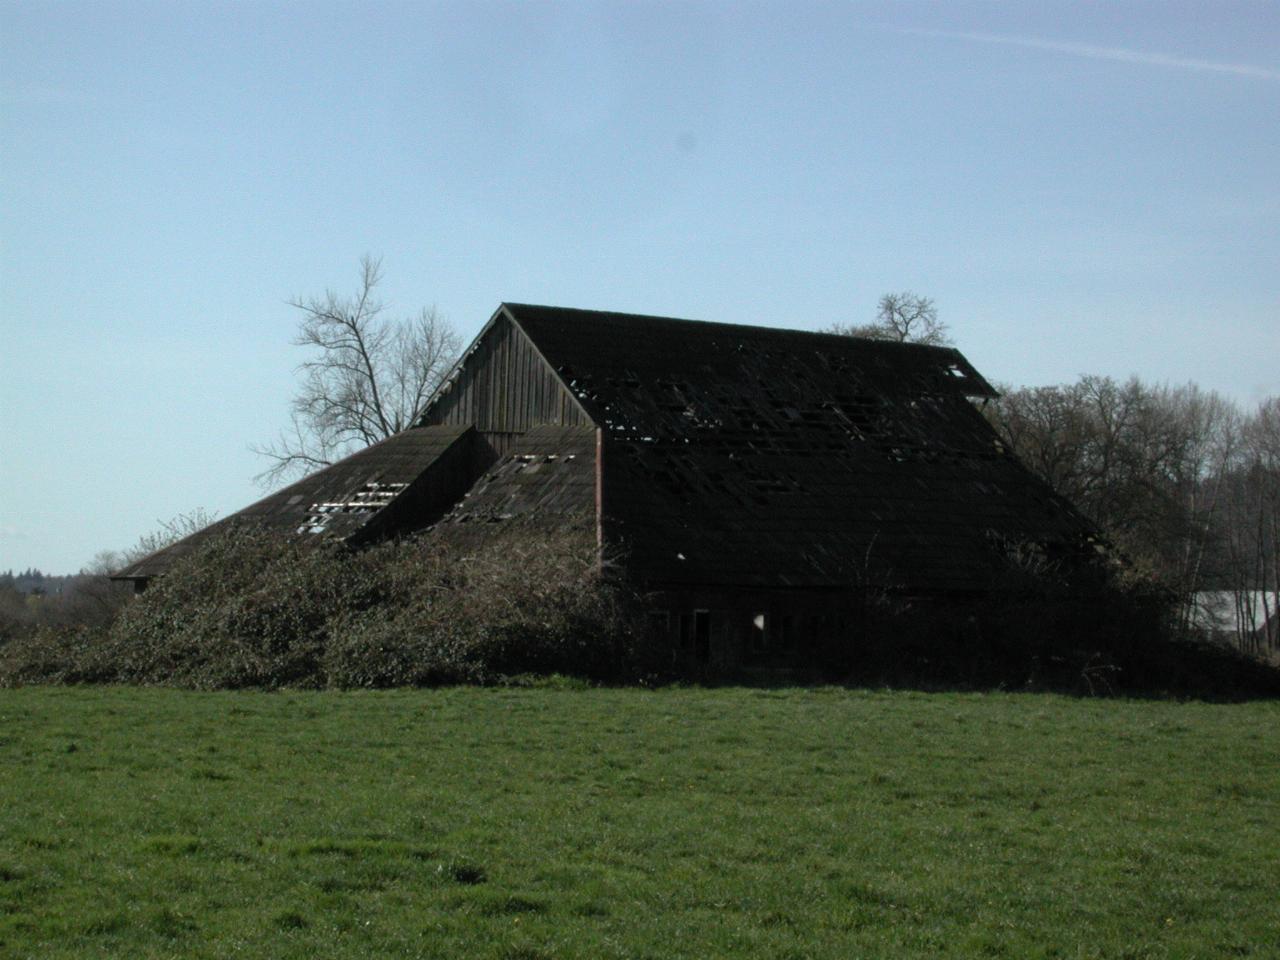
<box><xmin>116</xmin><ymin>303</ymin><xmax>1104</xmax><ymax>668</ymax></box>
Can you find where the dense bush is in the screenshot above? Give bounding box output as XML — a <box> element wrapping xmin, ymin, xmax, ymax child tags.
<box><xmin>102</xmin><ymin>528</ymin><xmax>367</xmax><ymax>688</ymax></box>
<box><xmin>0</xmin><ymin>523</ymin><xmax>661</xmax><ymax>689</ymax></box>
<box><xmin>3</xmin><ymin>522</ymin><xmax>1276</xmax><ymax>696</ymax></box>
<box><xmin>0</xmin><ymin>624</ymin><xmax>114</xmax><ymax>686</ymax></box>
<box><xmin>811</xmin><ymin>575</ymin><xmax>1280</xmax><ymax>698</ymax></box>
<box><xmin>323</xmin><ymin>527</ymin><xmax>657</xmax><ymax>686</ymax></box>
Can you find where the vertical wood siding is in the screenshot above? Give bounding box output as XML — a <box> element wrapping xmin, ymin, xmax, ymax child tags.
<box><xmin>424</xmin><ymin>315</ymin><xmax>591</xmax><ymax>438</ymax></box>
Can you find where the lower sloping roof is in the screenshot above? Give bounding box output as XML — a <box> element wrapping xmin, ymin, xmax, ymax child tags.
<box><xmin>114</xmin><ymin>425</ymin><xmax>479</xmax><ymax>580</ymax></box>
<box><xmin>438</xmin><ymin>425</ymin><xmax>596</xmax><ymax>529</ymax></box>
<box><xmin>605</xmin><ymin>427</ymin><xmax>1098</xmax><ymax>593</ymax></box>
<box><xmin>587</xmin><ymin>362</ymin><xmax>1098</xmax><ymax>593</ymax></box>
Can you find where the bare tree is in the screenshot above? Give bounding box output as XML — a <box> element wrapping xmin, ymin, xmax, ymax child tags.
<box><xmin>118</xmin><ymin>508</ymin><xmax>218</xmax><ymax>567</ymax></box>
<box><xmin>987</xmin><ymin>375</ymin><xmax>1280</xmax><ymax>653</ymax></box>
<box><xmin>828</xmin><ymin>292</ymin><xmax>952</xmax><ymax>346</ymax></box>
<box><xmin>1219</xmin><ymin>398</ymin><xmax>1280</xmax><ymax>654</ymax></box>
<box><xmin>254</xmin><ymin>257</ymin><xmax>461</xmax><ymax>484</ymax></box>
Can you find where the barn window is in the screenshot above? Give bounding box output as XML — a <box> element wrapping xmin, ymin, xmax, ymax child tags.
<box><xmin>679</xmin><ymin>612</ymin><xmax>710</xmax><ymax>662</ymax></box>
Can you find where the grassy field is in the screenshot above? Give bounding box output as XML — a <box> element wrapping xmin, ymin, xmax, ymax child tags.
<box><xmin>1</xmin><ymin>685</ymin><xmax>1277</xmax><ymax>959</ymax></box>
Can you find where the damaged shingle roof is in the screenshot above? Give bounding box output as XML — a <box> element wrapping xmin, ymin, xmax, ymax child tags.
<box><xmin>493</xmin><ymin>304</ymin><xmax>1097</xmax><ymax>593</ymax></box>
<box><xmin>504</xmin><ymin>303</ymin><xmax>999</xmax><ymax>410</ymax></box>
<box><xmin>440</xmin><ymin>425</ymin><xmax>596</xmax><ymax>528</ymax></box>
<box><xmin>115</xmin><ymin>425</ymin><xmax>476</xmax><ymax>580</ymax></box>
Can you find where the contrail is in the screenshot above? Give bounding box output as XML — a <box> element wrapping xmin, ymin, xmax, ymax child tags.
<box><xmin>900</xmin><ymin>28</ymin><xmax>1280</xmax><ymax>82</ymax></box>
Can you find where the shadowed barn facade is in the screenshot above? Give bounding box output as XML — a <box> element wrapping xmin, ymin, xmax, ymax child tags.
<box><xmin>117</xmin><ymin>304</ymin><xmax>1104</xmax><ymax>669</ymax></box>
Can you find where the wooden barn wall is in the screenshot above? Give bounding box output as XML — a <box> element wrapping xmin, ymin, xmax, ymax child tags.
<box><xmin>424</xmin><ymin>315</ymin><xmax>590</xmax><ymax>451</ymax></box>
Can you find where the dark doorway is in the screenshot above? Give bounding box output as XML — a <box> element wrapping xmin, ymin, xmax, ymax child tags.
<box><xmin>694</xmin><ymin>610</ymin><xmax>710</xmax><ymax>664</ymax></box>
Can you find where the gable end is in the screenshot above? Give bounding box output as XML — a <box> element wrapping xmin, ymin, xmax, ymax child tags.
<box><xmin>421</xmin><ymin>307</ymin><xmax>594</xmax><ymax>452</ymax></box>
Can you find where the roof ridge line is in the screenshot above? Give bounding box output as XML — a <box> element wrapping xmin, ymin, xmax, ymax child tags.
<box><xmin>499</xmin><ymin>302</ymin><xmax>964</xmax><ymax>356</ymax></box>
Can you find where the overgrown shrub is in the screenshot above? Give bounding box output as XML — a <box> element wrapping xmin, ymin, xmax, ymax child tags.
<box><xmin>0</xmin><ymin>624</ymin><xmax>115</xmax><ymax>686</ymax></box>
<box><xmin>323</xmin><ymin>528</ymin><xmax>657</xmax><ymax>686</ymax></box>
<box><xmin>1</xmin><ymin>522</ymin><xmax>660</xmax><ymax>689</ymax></box>
<box><xmin>101</xmin><ymin>527</ymin><xmax>372</xmax><ymax>688</ymax></box>
<box><xmin>5</xmin><ymin>521</ymin><xmax>1275</xmax><ymax>696</ymax></box>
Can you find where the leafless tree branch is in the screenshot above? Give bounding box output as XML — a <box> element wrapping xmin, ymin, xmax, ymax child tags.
<box><xmin>254</xmin><ymin>256</ymin><xmax>462</xmax><ymax>485</ymax></box>
<box><xmin>827</xmin><ymin>292</ymin><xmax>952</xmax><ymax>346</ymax></box>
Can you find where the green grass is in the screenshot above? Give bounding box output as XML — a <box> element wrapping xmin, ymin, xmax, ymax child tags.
<box><xmin>1</xmin><ymin>685</ymin><xmax>1277</xmax><ymax>959</ymax></box>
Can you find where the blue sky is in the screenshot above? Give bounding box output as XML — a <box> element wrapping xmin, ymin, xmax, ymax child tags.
<box><xmin>2</xmin><ymin>1</ymin><xmax>1277</xmax><ymax>573</ymax></box>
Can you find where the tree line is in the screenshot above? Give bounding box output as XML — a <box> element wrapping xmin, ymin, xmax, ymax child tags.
<box><xmin>0</xmin><ymin>511</ymin><xmax>214</xmax><ymax>639</ymax></box>
<box><xmin>987</xmin><ymin>378</ymin><xmax>1278</xmax><ymax>654</ymax></box>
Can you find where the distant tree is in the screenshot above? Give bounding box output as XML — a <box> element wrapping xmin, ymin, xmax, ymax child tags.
<box><xmin>986</xmin><ymin>375</ymin><xmax>1280</xmax><ymax>652</ymax></box>
<box><xmin>828</xmin><ymin>292</ymin><xmax>952</xmax><ymax>346</ymax></box>
<box><xmin>1216</xmin><ymin>398</ymin><xmax>1280</xmax><ymax>652</ymax></box>
<box><xmin>77</xmin><ymin>509</ymin><xmax>219</xmax><ymax>626</ymax></box>
<box><xmin>118</xmin><ymin>508</ymin><xmax>218</xmax><ymax>567</ymax></box>
<box><xmin>0</xmin><ymin>510</ymin><xmax>217</xmax><ymax>639</ymax></box>
<box><xmin>253</xmin><ymin>256</ymin><xmax>462</xmax><ymax>484</ymax></box>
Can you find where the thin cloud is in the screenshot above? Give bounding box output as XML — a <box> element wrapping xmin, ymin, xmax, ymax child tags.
<box><xmin>901</xmin><ymin>28</ymin><xmax>1280</xmax><ymax>82</ymax></box>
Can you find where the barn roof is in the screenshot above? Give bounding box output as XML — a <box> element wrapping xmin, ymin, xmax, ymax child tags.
<box><xmin>493</xmin><ymin>304</ymin><xmax>1099</xmax><ymax>593</ymax></box>
<box><xmin>114</xmin><ymin>425</ymin><xmax>477</xmax><ymax>581</ymax></box>
<box><xmin>118</xmin><ymin>302</ymin><xmax>1102</xmax><ymax>596</ymax></box>
<box><xmin>440</xmin><ymin>425</ymin><xmax>596</xmax><ymax>528</ymax></box>
<box><xmin>502</xmin><ymin>302</ymin><xmax>999</xmax><ymax>407</ymax></box>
